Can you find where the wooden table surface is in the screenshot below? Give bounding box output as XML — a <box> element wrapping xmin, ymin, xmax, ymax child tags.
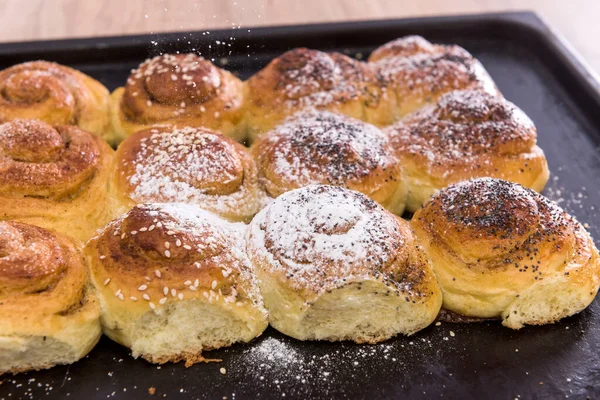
<box><xmin>0</xmin><ymin>0</ymin><xmax>597</xmax><ymax>73</ymax></box>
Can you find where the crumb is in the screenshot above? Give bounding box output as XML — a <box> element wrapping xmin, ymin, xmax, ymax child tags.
<box><xmin>435</xmin><ymin>322</ymin><xmax>441</xmax><ymax>326</ymax></box>
<box><xmin>148</xmin><ymin>387</ymin><xmax>156</xmax><ymax>395</ymax></box>
<box><xmin>220</xmin><ymin>367</ymin><xmax>227</xmax><ymax>375</ymax></box>
<box><xmin>584</xmin><ymin>223</ymin><xmax>590</xmax><ymax>229</ymax></box>
<box><xmin>449</xmin><ymin>331</ymin><xmax>455</xmax><ymax>337</ymax></box>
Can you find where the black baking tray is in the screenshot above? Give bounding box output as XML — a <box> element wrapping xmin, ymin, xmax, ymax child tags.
<box><xmin>2</xmin><ymin>11</ymin><xmax>600</xmax><ymax>400</ymax></box>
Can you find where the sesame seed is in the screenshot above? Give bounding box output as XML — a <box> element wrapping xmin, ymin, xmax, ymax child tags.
<box><xmin>164</xmin><ymin>250</ymin><xmax>171</xmax><ymax>258</ymax></box>
<box><xmin>131</xmin><ymin>231</ymin><xmax>137</xmax><ymax>235</ymax></box>
<box><xmin>184</xmin><ymin>280</ymin><xmax>192</xmax><ymax>286</ymax></box>
<box><xmin>142</xmin><ymin>294</ymin><xmax>151</xmax><ymax>301</ymax></box>
<box><xmin>156</xmin><ymin>222</ymin><xmax>163</xmax><ymax>228</ymax></box>
<box><xmin>211</xmin><ymin>280</ymin><xmax>217</xmax><ymax>290</ymax></box>
<box><xmin>236</xmin><ymin>302</ymin><xmax>243</xmax><ymax>307</ymax></box>
<box><xmin>138</xmin><ymin>285</ymin><xmax>148</xmax><ymax>291</ymax></box>
<box><xmin>166</xmin><ymin>230</ymin><xmax>175</xmax><ymax>235</ymax></box>
<box><xmin>183</xmin><ymin>245</ymin><xmax>192</xmax><ymax>250</ymax></box>
<box><xmin>194</xmin><ymin>279</ymin><xmax>199</xmax><ymax>287</ymax></box>
<box><xmin>149</xmin><ymin>302</ymin><xmax>156</xmax><ymax>309</ymax></box>
<box><xmin>155</xmin><ymin>270</ymin><xmax>162</xmax><ymax>278</ymax></box>
<box><xmin>176</xmin><ymin>239</ymin><xmax>182</xmax><ymax>247</ymax></box>
<box><xmin>145</xmin><ymin>276</ymin><xmax>152</xmax><ymax>281</ymax></box>
<box><xmin>118</xmin><ymin>293</ymin><xmax>125</xmax><ymax>301</ymax></box>
<box><xmin>178</xmin><ymin>293</ymin><xmax>184</xmax><ymax>300</ymax></box>
<box><xmin>113</xmin><ymin>230</ymin><xmax>119</xmax><ymax>236</ymax></box>
<box><xmin>163</xmin><ymin>287</ymin><xmax>169</xmax><ymax>296</ymax></box>
<box><xmin>103</xmin><ymin>278</ymin><xmax>111</xmax><ymax>286</ymax></box>
<box><xmin>139</xmin><ymin>227</ymin><xmax>148</xmax><ymax>232</ymax></box>
<box><xmin>159</xmin><ymin>297</ymin><xmax>167</xmax><ymax>305</ymax></box>
<box><xmin>219</xmin><ymin>368</ymin><xmax>226</xmax><ymax>375</ymax></box>
<box><xmin>450</xmin><ymin>331</ymin><xmax>456</xmax><ymax>337</ymax></box>
<box><xmin>189</xmin><ymin>286</ymin><xmax>197</xmax><ymax>291</ymax></box>
<box><xmin>164</xmin><ymin>242</ymin><xmax>171</xmax><ymax>249</ymax></box>
<box><xmin>115</xmin><ymin>289</ymin><xmax>122</xmax><ymax>296</ymax></box>
<box><xmin>171</xmin><ymin>289</ymin><xmax>177</xmax><ymax>297</ymax></box>
<box><xmin>148</xmin><ymin>225</ymin><xmax>155</xmax><ymax>231</ymax></box>
<box><xmin>121</xmin><ymin>233</ymin><xmax>126</xmax><ymax>239</ymax></box>
<box><xmin>99</xmin><ymin>255</ymin><xmax>106</xmax><ymax>260</ymax></box>
<box><xmin>130</xmin><ymin>296</ymin><xmax>138</xmax><ymax>301</ymax></box>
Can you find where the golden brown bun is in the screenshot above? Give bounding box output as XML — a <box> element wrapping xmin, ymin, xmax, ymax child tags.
<box><xmin>84</xmin><ymin>203</ymin><xmax>268</xmax><ymax>365</ymax></box>
<box><xmin>411</xmin><ymin>178</ymin><xmax>600</xmax><ymax>329</ymax></box>
<box><xmin>111</xmin><ymin>126</ymin><xmax>265</xmax><ymax>222</ymax></box>
<box><xmin>244</xmin><ymin>48</ymin><xmax>394</xmax><ymax>142</ymax></box>
<box><xmin>0</xmin><ymin>221</ymin><xmax>101</xmax><ymax>375</ymax></box>
<box><xmin>110</xmin><ymin>54</ymin><xmax>245</xmax><ymax>143</ymax></box>
<box><xmin>0</xmin><ymin>119</ymin><xmax>116</xmax><ymax>243</ymax></box>
<box><xmin>384</xmin><ymin>90</ymin><xmax>549</xmax><ymax>212</ymax></box>
<box><xmin>0</xmin><ymin>61</ymin><xmax>112</xmax><ymax>144</ymax></box>
<box><xmin>247</xmin><ymin>185</ymin><xmax>442</xmax><ymax>343</ymax></box>
<box><xmin>251</xmin><ymin>110</ymin><xmax>406</xmax><ymax>215</ymax></box>
<box><xmin>369</xmin><ymin>36</ymin><xmax>499</xmax><ymax>119</ymax></box>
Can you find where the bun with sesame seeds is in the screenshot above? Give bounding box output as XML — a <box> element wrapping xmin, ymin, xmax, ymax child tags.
<box><xmin>368</xmin><ymin>36</ymin><xmax>499</xmax><ymax>119</ymax></box>
<box><xmin>110</xmin><ymin>125</ymin><xmax>265</xmax><ymax>222</ymax></box>
<box><xmin>384</xmin><ymin>90</ymin><xmax>549</xmax><ymax>212</ymax></box>
<box><xmin>246</xmin><ymin>185</ymin><xmax>442</xmax><ymax>343</ymax></box>
<box><xmin>0</xmin><ymin>221</ymin><xmax>101</xmax><ymax>375</ymax></box>
<box><xmin>0</xmin><ymin>119</ymin><xmax>116</xmax><ymax>243</ymax></box>
<box><xmin>411</xmin><ymin>178</ymin><xmax>600</xmax><ymax>329</ymax></box>
<box><xmin>110</xmin><ymin>54</ymin><xmax>245</xmax><ymax>143</ymax></box>
<box><xmin>251</xmin><ymin>110</ymin><xmax>407</xmax><ymax>215</ymax></box>
<box><xmin>0</xmin><ymin>61</ymin><xmax>113</xmax><ymax>144</ymax></box>
<box><xmin>84</xmin><ymin>203</ymin><xmax>268</xmax><ymax>365</ymax></box>
<box><xmin>243</xmin><ymin>48</ymin><xmax>395</xmax><ymax>143</ymax></box>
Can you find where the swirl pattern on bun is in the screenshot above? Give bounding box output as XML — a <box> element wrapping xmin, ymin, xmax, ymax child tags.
<box><xmin>110</xmin><ymin>54</ymin><xmax>245</xmax><ymax>142</ymax></box>
<box><xmin>85</xmin><ymin>203</ymin><xmax>267</xmax><ymax>365</ymax></box>
<box><xmin>411</xmin><ymin>178</ymin><xmax>600</xmax><ymax>329</ymax></box>
<box><xmin>0</xmin><ymin>61</ymin><xmax>112</xmax><ymax>143</ymax></box>
<box><xmin>111</xmin><ymin>126</ymin><xmax>264</xmax><ymax>222</ymax></box>
<box><xmin>247</xmin><ymin>185</ymin><xmax>442</xmax><ymax>343</ymax></box>
<box><xmin>0</xmin><ymin>221</ymin><xmax>101</xmax><ymax>374</ymax></box>
<box><xmin>251</xmin><ymin>110</ymin><xmax>406</xmax><ymax>214</ymax></box>
<box><xmin>384</xmin><ymin>90</ymin><xmax>549</xmax><ymax>212</ymax></box>
<box><xmin>0</xmin><ymin>119</ymin><xmax>115</xmax><ymax>242</ymax></box>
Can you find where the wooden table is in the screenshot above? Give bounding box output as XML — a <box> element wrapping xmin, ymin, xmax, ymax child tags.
<box><xmin>0</xmin><ymin>0</ymin><xmax>597</xmax><ymax>73</ymax></box>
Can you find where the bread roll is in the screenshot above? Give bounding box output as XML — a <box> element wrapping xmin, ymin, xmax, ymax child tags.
<box><xmin>251</xmin><ymin>110</ymin><xmax>406</xmax><ymax>215</ymax></box>
<box><xmin>0</xmin><ymin>119</ymin><xmax>115</xmax><ymax>243</ymax></box>
<box><xmin>244</xmin><ymin>48</ymin><xmax>393</xmax><ymax>142</ymax></box>
<box><xmin>84</xmin><ymin>203</ymin><xmax>268</xmax><ymax>365</ymax></box>
<box><xmin>110</xmin><ymin>54</ymin><xmax>245</xmax><ymax>143</ymax></box>
<box><xmin>111</xmin><ymin>126</ymin><xmax>264</xmax><ymax>222</ymax></box>
<box><xmin>0</xmin><ymin>221</ymin><xmax>101</xmax><ymax>375</ymax></box>
<box><xmin>384</xmin><ymin>90</ymin><xmax>549</xmax><ymax>212</ymax></box>
<box><xmin>411</xmin><ymin>178</ymin><xmax>600</xmax><ymax>329</ymax></box>
<box><xmin>0</xmin><ymin>61</ymin><xmax>112</xmax><ymax>144</ymax></box>
<box><xmin>369</xmin><ymin>36</ymin><xmax>498</xmax><ymax>119</ymax></box>
<box><xmin>247</xmin><ymin>185</ymin><xmax>442</xmax><ymax>343</ymax></box>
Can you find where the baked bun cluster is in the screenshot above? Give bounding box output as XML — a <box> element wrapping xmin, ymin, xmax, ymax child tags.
<box><xmin>251</xmin><ymin>110</ymin><xmax>406</xmax><ymax>215</ymax></box>
<box><xmin>247</xmin><ymin>185</ymin><xmax>442</xmax><ymax>342</ymax></box>
<box><xmin>1</xmin><ymin>34</ymin><xmax>599</xmax><ymax>375</ymax></box>
<box><xmin>111</xmin><ymin>125</ymin><xmax>264</xmax><ymax>222</ymax></box>
<box><xmin>0</xmin><ymin>221</ymin><xmax>101</xmax><ymax>374</ymax></box>
<box><xmin>412</xmin><ymin>178</ymin><xmax>600</xmax><ymax>329</ymax></box>
<box><xmin>0</xmin><ymin>119</ymin><xmax>115</xmax><ymax>243</ymax></box>
<box><xmin>84</xmin><ymin>203</ymin><xmax>268</xmax><ymax>365</ymax></box>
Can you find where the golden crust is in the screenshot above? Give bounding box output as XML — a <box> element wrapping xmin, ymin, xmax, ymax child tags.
<box><xmin>412</xmin><ymin>178</ymin><xmax>600</xmax><ymax>326</ymax></box>
<box><xmin>369</xmin><ymin>36</ymin><xmax>499</xmax><ymax>119</ymax></box>
<box><xmin>244</xmin><ymin>48</ymin><xmax>390</xmax><ymax>142</ymax></box>
<box><xmin>251</xmin><ymin>110</ymin><xmax>406</xmax><ymax>214</ymax></box>
<box><xmin>0</xmin><ymin>61</ymin><xmax>112</xmax><ymax>144</ymax></box>
<box><xmin>110</xmin><ymin>54</ymin><xmax>245</xmax><ymax>142</ymax></box>
<box><xmin>384</xmin><ymin>90</ymin><xmax>549</xmax><ymax>211</ymax></box>
<box><xmin>0</xmin><ymin>221</ymin><xmax>101</xmax><ymax>374</ymax></box>
<box><xmin>0</xmin><ymin>119</ymin><xmax>116</xmax><ymax>243</ymax></box>
<box><xmin>111</xmin><ymin>126</ymin><xmax>264</xmax><ymax>222</ymax></box>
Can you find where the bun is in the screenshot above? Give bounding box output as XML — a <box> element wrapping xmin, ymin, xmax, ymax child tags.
<box><xmin>84</xmin><ymin>203</ymin><xmax>268</xmax><ymax>365</ymax></box>
<box><xmin>0</xmin><ymin>61</ymin><xmax>112</xmax><ymax>144</ymax></box>
<box><xmin>384</xmin><ymin>90</ymin><xmax>549</xmax><ymax>212</ymax></box>
<box><xmin>369</xmin><ymin>36</ymin><xmax>498</xmax><ymax>119</ymax></box>
<box><xmin>111</xmin><ymin>126</ymin><xmax>264</xmax><ymax>222</ymax></box>
<box><xmin>411</xmin><ymin>178</ymin><xmax>600</xmax><ymax>329</ymax></box>
<box><xmin>244</xmin><ymin>48</ymin><xmax>393</xmax><ymax>142</ymax></box>
<box><xmin>0</xmin><ymin>119</ymin><xmax>115</xmax><ymax>242</ymax></box>
<box><xmin>110</xmin><ymin>54</ymin><xmax>245</xmax><ymax>143</ymax></box>
<box><xmin>247</xmin><ymin>185</ymin><xmax>442</xmax><ymax>343</ymax></box>
<box><xmin>0</xmin><ymin>221</ymin><xmax>101</xmax><ymax>375</ymax></box>
<box><xmin>251</xmin><ymin>110</ymin><xmax>406</xmax><ymax>215</ymax></box>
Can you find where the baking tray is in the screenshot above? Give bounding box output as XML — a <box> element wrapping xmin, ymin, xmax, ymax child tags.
<box><xmin>1</xmin><ymin>11</ymin><xmax>600</xmax><ymax>400</ymax></box>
